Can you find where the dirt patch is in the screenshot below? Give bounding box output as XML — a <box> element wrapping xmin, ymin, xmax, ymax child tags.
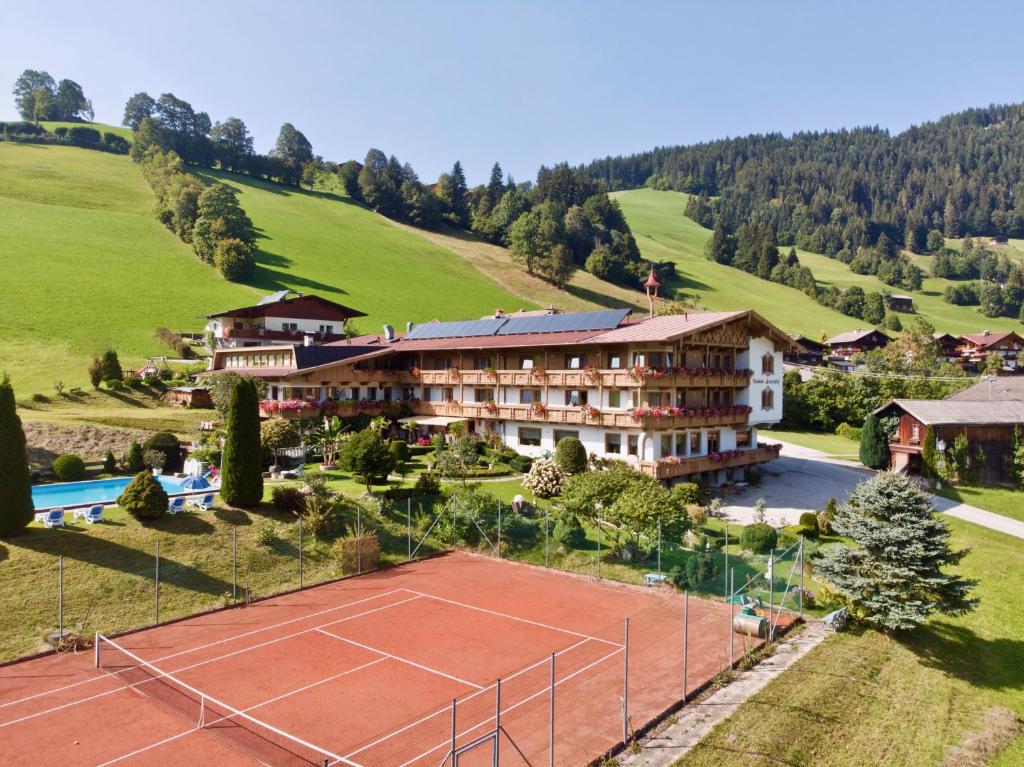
<box><xmin>23</xmin><ymin>421</ymin><xmax>151</xmax><ymax>465</ymax></box>
<box><xmin>941</xmin><ymin>706</ymin><xmax>1021</xmax><ymax>767</ymax></box>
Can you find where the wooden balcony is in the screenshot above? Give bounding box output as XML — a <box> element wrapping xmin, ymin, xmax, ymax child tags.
<box><xmin>641</xmin><ymin>444</ymin><xmax>782</xmax><ymax>481</ymax></box>
<box><xmin>371</xmin><ymin>368</ymin><xmax>752</xmax><ymax>388</ymax></box>
<box><xmin>411</xmin><ymin>401</ymin><xmax>750</xmax><ymax>429</ymax></box>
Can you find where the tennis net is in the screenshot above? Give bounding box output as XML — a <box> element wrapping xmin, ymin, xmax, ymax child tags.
<box><xmin>95</xmin><ymin>633</ymin><xmax>354</xmax><ymax>767</ymax></box>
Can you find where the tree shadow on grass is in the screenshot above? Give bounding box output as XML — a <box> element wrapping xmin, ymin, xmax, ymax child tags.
<box><xmin>214</xmin><ymin>508</ymin><xmax>251</xmax><ymax>526</ymax></box>
<box><xmin>246</xmin><ymin>263</ymin><xmax>347</xmax><ymax>296</ymax></box>
<box><xmin>0</xmin><ymin>542</ymin><xmax>7</xmax><ymax>563</ymax></box>
<box><xmin>563</xmin><ymin>284</ymin><xmax>636</xmax><ymax>309</ymax></box>
<box><xmin>6</xmin><ymin>526</ymin><xmax>233</xmax><ymax>597</ymax></box>
<box><xmin>906</xmin><ymin>621</ymin><xmax>1024</xmax><ymax>692</ymax></box>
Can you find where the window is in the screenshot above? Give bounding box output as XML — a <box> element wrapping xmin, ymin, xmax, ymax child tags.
<box><xmin>473</xmin><ymin>356</ymin><xmax>493</xmax><ymax>370</ymax></box>
<box><xmin>554</xmin><ymin>430</ymin><xmax>579</xmax><ymax>444</ymax></box>
<box><xmin>761</xmin><ymin>353</ymin><xmax>775</xmax><ymax>375</ymax></box>
<box><xmin>474</xmin><ymin>388</ymin><xmax>494</xmax><ymax>403</ymax></box>
<box><xmin>648</xmin><ymin>392</ymin><xmax>663</xmax><ymax>407</ymax></box>
<box><xmin>675</xmin><ymin>433</ymin><xmax>687</xmax><ymax>455</ymax></box>
<box><xmin>736</xmin><ymin>429</ymin><xmax>751</xmax><ymax>448</ymax></box>
<box><xmin>318</xmin><ymin>324</ymin><xmax>334</xmax><ymax>336</ymax></box>
<box><xmin>422</xmin><ymin>387</ymin><xmax>434</xmax><ymax>402</ymax></box>
<box><xmin>519</xmin><ymin>427</ymin><xmax>542</xmax><ymax>446</ymax></box>
<box><xmin>607</xmin><ymin>353</ymin><xmax>622</xmax><ymax>369</ymax></box>
<box><xmin>761</xmin><ymin>388</ymin><xmax>774</xmax><ymax>410</ymax></box>
<box><xmin>632</xmin><ymin>353</ymin><xmax>646</xmax><ymax>367</ymax></box>
<box><xmin>566</xmin><ymin>389</ymin><xmax>588</xmax><ymax>406</ymax></box>
<box><xmin>631</xmin><ymin>390</ymin><xmax>640</xmax><ymax>408</ymax></box>
<box><xmin>608</xmin><ymin>390</ymin><xmax>621</xmax><ymax>408</ymax></box>
<box><xmin>432</xmin><ymin>356</ymin><xmax>452</xmax><ymax>371</ymax></box>
<box><xmin>648</xmin><ymin>352</ymin><xmax>671</xmax><ymax>368</ymax></box>
<box><xmin>283</xmin><ymin>322</ymin><xmax>298</xmax><ymax>333</ymax></box>
<box><xmin>910</xmin><ymin>423</ymin><xmax>920</xmax><ymax>442</ymax></box>
<box><xmin>711</xmin><ymin>390</ymin><xmax>721</xmax><ymax>406</ymax></box>
<box><xmin>564</xmin><ymin>353</ymin><xmax>585</xmax><ymax>369</ymax></box>
<box><xmin>519</xmin><ymin>389</ymin><xmax>542</xmax><ymax>404</ymax></box>
<box><xmin>627</xmin><ymin>435</ymin><xmax>639</xmax><ymax>456</ymax></box>
<box><xmin>660</xmin><ymin>434</ymin><xmax>673</xmax><ymax>457</ymax></box>
<box><xmin>401</xmin><ymin>387</ymin><xmax>416</xmax><ymax>401</ymax></box>
<box><xmin>441</xmin><ymin>387</ymin><xmax>454</xmax><ymax>402</ymax></box>
<box><xmin>605</xmin><ymin>433</ymin><xmax>622</xmax><ymax>454</ymax></box>
<box><xmin>365</xmin><ymin>388</ymin><xmax>377</xmax><ymax>401</ymax></box>
<box><xmin>689</xmin><ymin>432</ymin><xmax>701</xmax><ymax>454</ymax></box>
<box><xmin>382</xmin><ymin>387</ymin><xmax>392</xmax><ymax>402</ymax></box>
<box><xmin>707</xmin><ymin>431</ymin><xmax>720</xmax><ymax>453</ymax></box>
<box><xmin>519</xmin><ymin>355</ymin><xmax>538</xmax><ymax>369</ymax></box>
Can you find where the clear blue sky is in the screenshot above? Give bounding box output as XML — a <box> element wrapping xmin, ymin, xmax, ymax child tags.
<box><xmin>4</xmin><ymin>0</ymin><xmax>1024</xmax><ymax>184</ymax></box>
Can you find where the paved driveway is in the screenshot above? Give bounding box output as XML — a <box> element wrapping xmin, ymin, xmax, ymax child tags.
<box><xmin>721</xmin><ymin>440</ymin><xmax>1024</xmax><ymax>541</ymax></box>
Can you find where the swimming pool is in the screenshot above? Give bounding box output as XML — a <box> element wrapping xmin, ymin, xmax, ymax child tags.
<box><xmin>31</xmin><ymin>475</ymin><xmax>195</xmax><ymax>510</ymax></box>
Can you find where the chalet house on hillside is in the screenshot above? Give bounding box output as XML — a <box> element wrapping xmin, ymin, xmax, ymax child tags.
<box><xmin>826</xmin><ymin>329</ymin><xmax>890</xmax><ymax>360</ymax></box>
<box><xmin>933</xmin><ymin>333</ymin><xmax>961</xmax><ymax>364</ymax></box>
<box><xmin>886</xmin><ymin>295</ymin><xmax>914</xmax><ymax>313</ymax></box>
<box><xmin>875</xmin><ymin>399</ymin><xmax>1024</xmax><ymax>483</ymax></box>
<box><xmin>209</xmin><ymin>307</ymin><xmax>792</xmax><ymax>486</ymax></box>
<box><xmin>203</xmin><ymin>291</ymin><xmax>366</xmax><ymax>349</ymax></box>
<box><xmin>783</xmin><ymin>335</ymin><xmax>824</xmax><ymax>366</ymax></box>
<box><xmin>957</xmin><ymin>331</ymin><xmax>1024</xmax><ymax>372</ymax></box>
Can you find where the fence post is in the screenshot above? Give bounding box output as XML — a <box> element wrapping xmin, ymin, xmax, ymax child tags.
<box><xmin>657</xmin><ymin>515</ymin><xmax>662</xmax><ymax>578</ymax></box>
<box><xmin>494</xmin><ymin>677</ymin><xmax>501</xmax><ymax>766</ymax></box>
<box><xmin>155</xmin><ymin>540</ymin><xmax>161</xmax><ymax>625</ymax></box>
<box><xmin>449</xmin><ymin>697</ymin><xmax>457</xmax><ymax>762</ymax></box>
<box><xmin>768</xmin><ymin>548</ymin><xmax>774</xmax><ymax>642</ymax></box>
<box><xmin>58</xmin><ymin>554</ymin><xmax>64</xmax><ymax>642</ymax></box>
<box><xmin>544</xmin><ymin>509</ymin><xmax>550</xmax><ymax>568</ymax></box>
<box><xmin>298</xmin><ymin>513</ymin><xmax>304</xmax><ymax>589</ymax></box>
<box><xmin>723</xmin><ymin>523</ymin><xmax>729</xmax><ymax>602</ymax></box>
<box><xmin>94</xmin><ymin>631</ymin><xmax>100</xmax><ymax>667</ymax></box>
<box><xmin>682</xmin><ymin>591</ymin><xmax>689</xmax><ymax>704</ymax></box>
<box><xmin>549</xmin><ymin>652</ymin><xmax>556</xmax><ymax>767</ymax></box>
<box><xmin>407</xmin><ymin>497</ymin><xmax>412</xmax><ymax>561</ymax></box>
<box><xmin>497</xmin><ymin>500</ymin><xmax>502</xmax><ymax>559</ymax></box>
<box><xmin>357</xmin><ymin>507</ymin><xmax>362</xmax><ymax>574</ymax></box>
<box><xmin>622</xmin><ymin>617</ymin><xmax>629</xmax><ymax>743</ymax></box>
<box><xmin>232</xmin><ymin>527</ymin><xmax>237</xmax><ymax>602</ymax></box>
<box><xmin>596</xmin><ymin>504</ymin><xmax>602</xmax><ymax>580</ymax></box>
<box><xmin>728</xmin><ymin>568</ymin><xmax>734</xmax><ymax>667</ymax></box>
<box><xmin>799</xmin><ymin>536</ymin><xmax>805</xmax><ymax>619</ymax></box>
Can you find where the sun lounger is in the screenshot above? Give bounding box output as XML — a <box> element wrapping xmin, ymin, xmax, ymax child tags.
<box><xmin>34</xmin><ymin>509</ymin><xmax>65</xmax><ymax>528</ymax></box>
<box><xmin>168</xmin><ymin>497</ymin><xmax>186</xmax><ymax>515</ymax></box>
<box><xmin>187</xmin><ymin>493</ymin><xmax>215</xmax><ymax>511</ymax></box>
<box><xmin>73</xmin><ymin>505</ymin><xmax>104</xmax><ymax>524</ymax></box>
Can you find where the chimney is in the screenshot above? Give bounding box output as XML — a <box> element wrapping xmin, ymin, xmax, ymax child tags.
<box><xmin>494</xmin><ymin>309</ymin><xmax>505</xmax><ymax>318</ymax></box>
<box><xmin>406</xmin><ymin>321</ymin><xmax>415</xmax><ymax>334</ymax></box>
<box><xmin>383</xmin><ymin>324</ymin><xmax>395</xmax><ymax>342</ymax></box>
<box><xmin>303</xmin><ymin>334</ymin><xmax>315</xmax><ymax>347</ymax></box>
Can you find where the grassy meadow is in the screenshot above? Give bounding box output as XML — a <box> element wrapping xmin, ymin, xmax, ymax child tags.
<box><xmin>38</xmin><ymin>121</ymin><xmax>135</xmax><ymax>142</ymax></box>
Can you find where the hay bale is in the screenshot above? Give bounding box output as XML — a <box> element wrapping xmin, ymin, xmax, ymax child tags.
<box><xmin>335</xmin><ymin>534</ymin><xmax>380</xmax><ymax>574</ymax></box>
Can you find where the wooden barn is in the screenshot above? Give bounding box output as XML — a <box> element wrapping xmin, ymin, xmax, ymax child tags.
<box><xmin>874</xmin><ymin>399</ymin><xmax>1024</xmax><ymax>483</ymax></box>
<box><xmin>165</xmin><ymin>386</ymin><xmax>213</xmax><ymax>409</ymax></box>
<box><xmin>826</xmin><ymin>328</ymin><xmax>890</xmax><ymax>360</ymax></box>
<box><xmin>784</xmin><ymin>335</ymin><xmax>825</xmax><ymax>366</ymax></box>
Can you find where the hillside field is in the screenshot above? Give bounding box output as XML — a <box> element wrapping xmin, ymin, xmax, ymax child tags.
<box><xmin>613</xmin><ymin>188</ymin><xmax>1024</xmax><ymax>337</ymax></box>
<box><xmin>0</xmin><ymin>143</ymin><xmax>534</xmax><ymax>395</ymax></box>
<box><xmin>38</xmin><ymin>121</ymin><xmax>134</xmax><ymax>142</ymax></box>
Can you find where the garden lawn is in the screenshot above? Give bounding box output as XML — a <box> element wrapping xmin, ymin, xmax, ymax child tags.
<box><xmin>673</xmin><ymin>519</ymin><xmax>1024</xmax><ymax>767</ymax></box>
<box><xmin>761</xmin><ymin>428</ymin><xmax>862</xmax><ymax>461</ymax></box>
<box><xmin>937</xmin><ymin>484</ymin><xmax>1024</xmax><ymax>524</ymax></box>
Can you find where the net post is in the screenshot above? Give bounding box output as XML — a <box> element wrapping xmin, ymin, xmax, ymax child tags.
<box><xmin>494</xmin><ymin>677</ymin><xmax>501</xmax><ymax>766</ymax></box>
<box><xmin>799</xmin><ymin>535</ymin><xmax>805</xmax><ymax>619</ymax></box>
<box><xmin>94</xmin><ymin>631</ymin><xmax>100</xmax><ymax>668</ymax></box>
<box><xmin>657</xmin><ymin>515</ymin><xmax>662</xmax><ymax>578</ymax></box>
<box><xmin>728</xmin><ymin>567</ymin><xmax>734</xmax><ymax>667</ymax></box>
<box><xmin>58</xmin><ymin>554</ymin><xmax>64</xmax><ymax>642</ymax></box>
<box><xmin>549</xmin><ymin>651</ymin><xmax>556</xmax><ymax>767</ymax></box>
<box><xmin>622</xmin><ymin>616</ymin><xmax>629</xmax><ymax>743</ymax></box>
<box><xmin>544</xmin><ymin>509</ymin><xmax>549</xmax><ymax>568</ymax></box>
<box><xmin>155</xmin><ymin>540</ymin><xmax>160</xmax><ymax>625</ymax></box>
<box><xmin>768</xmin><ymin>548</ymin><xmax>775</xmax><ymax>642</ymax></box>
<box><xmin>450</xmin><ymin>697</ymin><xmax>457</xmax><ymax>762</ymax></box>
<box><xmin>723</xmin><ymin>523</ymin><xmax>729</xmax><ymax>602</ymax></box>
<box><xmin>298</xmin><ymin>513</ymin><xmax>304</xmax><ymax>589</ymax></box>
<box><xmin>357</xmin><ymin>507</ymin><xmax>362</xmax><ymax>574</ymax></box>
<box><xmin>407</xmin><ymin>497</ymin><xmax>412</xmax><ymax>561</ymax></box>
<box><xmin>596</xmin><ymin>503</ymin><xmax>602</xmax><ymax>580</ymax></box>
<box><xmin>682</xmin><ymin>591</ymin><xmax>689</xmax><ymax>704</ymax></box>
<box><xmin>497</xmin><ymin>500</ymin><xmax>502</xmax><ymax>558</ymax></box>
<box><xmin>232</xmin><ymin>526</ymin><xmax>237</xmax><ymax>602</ymax></box>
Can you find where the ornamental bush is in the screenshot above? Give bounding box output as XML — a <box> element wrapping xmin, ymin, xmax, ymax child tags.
<box><xmin>414</xmin><ymin>472</ymin><xmax>441</xmax><ymax>496</ymax></box>
<box><xmin>797</xmin><ymin>511</ymin><xmax>820</xmax><ymax>538</ymax></box>
<box><xmin>671</xmin><ymin>482</ymin><xmax>704</xmax><ymax>506</ymax></box>
<box><xmin>124</xmin><ymin>441</ymin><xmax>145</xmax><ymax>473</ymax></box>
<box><xmin>52</xmin><ymin>453</ymin><xmax>86</xmax><ymax>481</ymax></box>
<box><xmin>0</xmin><ymin>375</ymin><xmax>34</xmax><ymax>536</ymax></box>
<box><xmin>271</xmin><ymin>486</ymin><xmax>304</xmax><ymax>512</ymax></box>
<box><xmin>554</xmin><ymin>436</ymin><xmax>588</xmax><ymax>474</ymax></box>
<box><xmin>340</xmin><ymin>428</ymin><xmax>395</xmax><ymax>493</ymax></box>
<box><xmin>521</xmin><ymin>457</ymin><xmax>565</xmax><ymax>498</ymax></box>
<box><xmin>99</xmin><ymin>349</ymin><xmax>123</xmax><ymax>382</ymax></box>
<box><xmin>553</xmin><ymin>513</ymin><xmax>586</xmax><ymax>549</ymax></box>
<box><xmin>117</xmin><ymin>471</ymin><xmax>168</xmax><ymax>519</ymax></box>
<box><xmin>103</xmin><ymin>450</ymin><xmax>117</xmax><ymax>474</ymax></box>
<box><xmin>740</xmin><ymin>523</ymin><xmax>778</xmax><ymax>554</ymax></box>
<box><xmin>389</xmin><ymin>439</ymin><xmax>411</xmax><ymax>463</ymax></box>
<box><xmin>143</xmin><ymin>431</ymin><xmax>183</xmax><ymax>473</ymax></box>
<box><xmin>220</xmin><ymin>377</ymin><xmax>264</xmax><ymax>507</ymax></box>
<box><xmin>260</xmin><ymin>419</ymin><xmax>300</xmax><ymax>452</ymax></box>
<box><xmin>509</xmin><ymin>454</ymin><xmax>534</xmax><ymax>473</ymax></box>
<box><xmin>859</xmin><ymin>414</ymin><xmax>890</xmax><ymax>469</ymax></box>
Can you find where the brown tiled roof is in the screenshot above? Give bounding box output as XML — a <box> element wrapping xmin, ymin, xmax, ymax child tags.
<box><xmin>876</xmin><ymin>398</ymin><xmax>1024</xmax><ymax>425</ymax></box>
<box><xmin>586</xmin><ymin>312</ymin><xmax>744</xmax><ymax>343</ymax></box>
<box><xmin>947</xmin><ymin>377</ymin><xmax>1024</xmax><ymax>401</ymax></box>
<box><xmin>827</xmin><ymin>328</ymin><xmax>889</xmax><ymax>345</ymax></box>
<box><xmin>960</xmin><ymin>331</ymin><xmax>1024</xmax><ymax>348</ymax></box>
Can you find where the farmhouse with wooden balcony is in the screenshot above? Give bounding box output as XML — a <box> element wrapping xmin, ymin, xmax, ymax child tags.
<box><xmin>208</xmin><ymin>302</ymin><xmax>791</xmax><ymax>485</ymax></box>
<box><xmin>203</xmin><ymin>290</ymin><xmax>366</xmax><ymax>349</ymax></box>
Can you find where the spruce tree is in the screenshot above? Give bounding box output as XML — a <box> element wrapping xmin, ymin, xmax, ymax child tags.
<box><xmin>220</xmin><ymin>377</ymin><xmax>264</xmax><ymax>507</ymax></box>
<box><xmin>815</xmin><ymin>473</ymin><xmax>977</xmax><ymax>631</ymax></box>
<box><xmin>0</xmin><ymin>375</ymin><xmax>34</xmax><ymax>536</ymax></box>
<box><xmin>859</xmin><ymin>414</ymin><xmax>890</xmax><ymax>469</ymax></box>
<box><xmin>99</xmin><ymin>350</ymin><xmax>122</xmax><ymax>382</ymax></box>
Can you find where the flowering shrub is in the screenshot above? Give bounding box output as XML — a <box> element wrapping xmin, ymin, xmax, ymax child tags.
<box><xmin>529</xmin><ymin>401</ymin><xmax>547</xmax><ymax>416</ymax></box>
<box><xmin>580</xmin><ymin>403</ymin><xmax>601</xmax><ymax>420</ymax></box>
<box><xmin>658</xmin><ymin>448</ymin><xmax>749</xmax><ymax>465</ymax></box>
<box><xmin>417</xmin><ymin>436</ymin><xmax>432</xmax><ymax>447</ymax></box>
<box><xmin>260</xmin><ymin>399</ymin><xmax>319</xmax><ymax>415</ymax></box>
<box><xmin>628</xmin><ymin>405</ymin><xmax>752</xmax><ymax>420</ymax></box>
<box><xmin>521</xmin><ymin>457</ymin><xmax>565</xmax><ymax>498</ymax></box>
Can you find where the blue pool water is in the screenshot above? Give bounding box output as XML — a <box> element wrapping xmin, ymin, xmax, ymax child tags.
<box><xmin>32</xmin><ymin>475</ymin><xmax>192</xmax><ymax>510</ymax></box>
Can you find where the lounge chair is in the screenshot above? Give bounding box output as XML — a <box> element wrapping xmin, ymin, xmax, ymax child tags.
<box><xmin>34</xmin><ymin>509</ymin><xmax>65</xmax><ymax>528</ymax></box>
<box><xmin>187</xmin><ymin>493</ymin><xmax>215</xmax><ymax>511</ymax></box>
<box><xmin>168</xmin><ymin>497</ymin><xmax>186</xmax><ymax>515</ymax></box>
<box><xmin>280</xmin><ymin>464</ymin><xmax>305</xmax><ymax>480</ymax></box>
<box><xmin>73</xmin><ymin>505</ymin><xmax>104</xmax><ymax>524</ymax></box>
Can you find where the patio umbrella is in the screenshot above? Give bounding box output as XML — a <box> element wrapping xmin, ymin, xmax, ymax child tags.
<box><xmin>180</xmin><ymin>475</ymin><xmax>210</xmax><ymax>491</ymax></box>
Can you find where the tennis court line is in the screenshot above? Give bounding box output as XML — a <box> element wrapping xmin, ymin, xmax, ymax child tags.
<box><xmin>0</xmin><ymin>587</ymin><xmax>410</xmax><ymax>713</ymax></box>
<box><xmin>406</xmin><ymin>589</ymin><xmax>625</xmax><ymax>648</ymax></box>
<box><xmin>316</xmin><ymin>628</ymin><xmax>484</xmax><ymax>690</ymax></box>
<box><xmin>342</xmin><ymin>636</ymin><xmax>604</xmax><ymax>761</ymax></box>
<box><xmin>94</xmin><ymin>656</ymin><xmax>387</xmax><ymax>767</ymax></box>
<box><xmin>393</xmin><ymin>645</ymin><xmax>625</xmax><ymax>767</ymax></box>
<box><xmin>0</xmin><ymin>594</ymin><xmax>423</xmax><ymax>729</ymax></box>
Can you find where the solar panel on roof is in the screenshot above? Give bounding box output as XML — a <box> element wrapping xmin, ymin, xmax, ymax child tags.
<box><xmin>257</xmin><ymin>290</ymin><xmax>290</xmax><ymax>306</ymax></box>
<box><xmin>497</xmin><ymin>308</ymin><xmax>630</xmax><ymax>335</ymax></box>
<box><xmin>405</xmin><ymin>318</ymin><xmax>507</xmax><ymax>340</ymax></box>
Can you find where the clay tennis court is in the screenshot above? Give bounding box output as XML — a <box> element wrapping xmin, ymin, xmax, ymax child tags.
<box><xmin>0</xmin><ymin>551</ymin><xmax>786</xmax><ymax>766</ymax></box>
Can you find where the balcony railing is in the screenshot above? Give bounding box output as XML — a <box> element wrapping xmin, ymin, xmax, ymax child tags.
<box><xmin>223</xmin><ymin>328</ymin><xmax>344</xmax><ymax>343</ymax></box>
<box><xmin>372</xmin><ymin>367</ymin><xmax>753</xmax><ymax>388</ymax></box>
<box><xmin>411</xmin><ymin>402</ymin><xmax>751</xmax><ymax>429</ymax></box>
<box><xmin>641</xmin><ymin>443</ymin><xmax>782</xmax><ymax>480</ymax></box>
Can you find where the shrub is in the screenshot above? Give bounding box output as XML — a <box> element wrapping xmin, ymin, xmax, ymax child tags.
<box><xmin>521</xmin><ymin>457</ymin><xmax>565</xmax><ymax>498</ymax></box>
<box><xmin>797</xmin><ymin>511</ymin><xmax>820</xmax><ymax>538</ymax></box>
<box><xmin>260</xmin><ymin>419</ymin><xmax>300</xmax><ymax>452</ymax></box>
<box><xmin>52</xmin><ymin>454</ymin><xmax>86</xmax><ymax>481</ymax></box>
<box><xmin>340</xmin><ymin>428</ymin><xmax>395</xmax><ymax>492</ymax></box>
<box><xmin>68</xmin><ymin>126</ymin><xmax>101</xmax><ymax>147</ymax></box>
<box><xmin>746</xmin><ymin>468</ymin><xmax>762</xmax><ymax>486</ymax></box>
<box><xmin>835</xmin><ymin>422</ymin><xmax>862</xmax><ymax>441</ymax></box>
<box><xmin>670</xmin><ymin>552</ymin><xmax>718</xmax><ymax>590</ymax></box>
<box><xmin>104</xmin><ymin>378</ymin><xmax>123</xmax><ymax>391</ymax></box>
<box><xmin>414</xmin><ymin>472</ymin><xmax>441</xmax><ymax>496</ymax></box>
<box><xmin>102</xmin><ymin>450</ymin><xmax>117</xmax><ymax>474</ymax></box>
<box><xmin>509</xmin><ymin>454</ymin><xmax>534</xmax><ymax>473</ymax></box>
<box><xmin>671</xmin><ymin>482</ymin><xmax>704</xmax><ymax>506</ymax></box>
<box><xmin>740</xmin><ymin>523</ymin><xmax>778</xmax><ymax>554</ymax></box>
<box><xmin>117</xmin><ymin>471</ymin><xmax>168</xmax><ymax>519</ymax></box>
<box><xmin>271</xmin><ymin>486</ymin><xmax>304</xmax><ymax>512</ymax></box>
<box><xmin>99</xmin><ymin>349</ymin><xmax>123</xmax><ymax>381</ymax></box>
<box><xmin>301</xmin><ymin>493</ymin><xmax>337</xmax><ymax>538</ymax></box>
<box><xmin>103</xmin><ymin>132</ymin><xmax>130</xmax><ymax>153</ymax></box>
<box><xmin>255</xmin><ymin>521</ymin><xmax>278</xmax><ymax>546</ymax></box>
<box><xmin>553</xmin><ymin>514</ymin><xmax>586</xmax><ymax>549</ymax></box>
<box><xmin>214</xmin><ymin>238</ymin><xmax>255</xmax><ymax>282</ymax></box>
<box><xmin>143</xmin><ymin>449</ymin><xmax>166</xmax><ymax>471</ymax></box>
<box><xmin>87</xmin><ymin>357</ymin><xmax>103</xmax><ymax>388</ymax></box>
<box><xmin>143</xmin><ymin>431</ymin><xmax>183</xmax><ymax>473</ymax></box>
<box><xmin>501</xmin><ymin>514</ymin><xmax>539</xmax><ymax>547</ymax></box>
<box><xmin>687</xmin><ymin>504</ymin><xmax>707</xmax><ymax>527</ymax></box>
<box><xmin>389</xmin><ymin>439</ymin><xmax>411</xmax><ymax>463</ymax></box>
<box><xmin>31</xmin><ymin>393</ymin><xmax>49</xmax><ymax>403</ymax></box>
<box><xmin>554</xmin><ymin>437</ymin><xmax>588</xmax><ymax>474</ymax></box>
<box><xmin>220</xmin><ymin>377</ymin><xmax>264</xmax><ymax>507</ymax></box>
<box><xmin>859</xmin><ymin>414</ymin><xmax>890</xmax><ymax>469</ymax></box>
<box><xmin>0</xmin><ymin>375</ymin><xmax>34</xmax><ymax>536</ymax></box>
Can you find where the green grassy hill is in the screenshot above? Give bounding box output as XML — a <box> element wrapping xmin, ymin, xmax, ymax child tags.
<box><xmin>38</xmin><ymin>121</ymin><xmax>134</xmax><ymax>142</ymax></box>
<box><xmin>0</xmin><ymin>143</ymin><xmax>534</xmax><ymax>395</ymax></box>
<box><xmin>614</xmin><ymin>188</ymin><xmax>1024</xmax><ymax>337</ymax></box>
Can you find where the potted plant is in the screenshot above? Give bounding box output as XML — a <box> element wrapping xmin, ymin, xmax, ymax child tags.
<box><xmin>144</xmin><ymin>449</ymin><xmax>167</xmax><ymax>476</ymax></box>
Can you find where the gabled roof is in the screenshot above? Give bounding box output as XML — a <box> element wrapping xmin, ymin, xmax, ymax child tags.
<box><xmin>874</xmin><ymin>398</ymin><xmax>1024</xmax><ymax>426</ymax></box>
<box><xmin>790</xmin><ymin>335</ymin><xmax>825</xmax><ymax>351</ymax></box>
<box><xmin>586</xmin><ymin>310</ymin><xmax>792</xmax><ymax>348</ymax></box>
<box><xmin>204</xmin><ymin>291</ymin><xmax>366</xmax><ymax>321</ymax></box>
<box><xmin>827</xmin><ymin>328</ymin><xmax>889</xmax><ymax>345</ymax></box>
<box><xmin>947</xmin><ymin>376</ymin><xmax>1024</xmax><ymax>401</ymax></box>
<box><xmin>959</xmin><ymin>331</ymin><xmax>1024</xmax><ymax>349</ymax></box>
